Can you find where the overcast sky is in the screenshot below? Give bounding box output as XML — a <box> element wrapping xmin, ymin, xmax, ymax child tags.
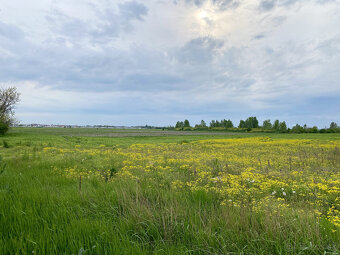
<box><xmin>0</xmin><ymin>0</ymin><xmax>339</xmax><ymax>127</ymax></box>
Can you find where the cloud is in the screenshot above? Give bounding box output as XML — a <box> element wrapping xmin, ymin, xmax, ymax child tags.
<box><xmin>183</xmin><ymin>0</ymin><xmax>240</xmax><ymax>10</ymax></box>
<box><xmin>178</xmin><ymin>37</ymin><xmax>224</xmax><ymax>64</ymax></box>
<box><xmin>258</xmin><ymin>0</ymin><xmax>337</xmax><ymax>11</ymax></box>
<box><xmin>46</xmin><ymin>1</ymin><xmax>148</xmax><ymax>41</ymax></box>
<box><xmin>119</xmin><ymin>1</ymin><xmax>148</xmax><ymax>21</ymax></box>
<box><xmin>0</xmin><ymin>21</ymin><xmax>25</xmax><ymax>41</ymax></box>
<box><xmin>0</xmin><ymin>0</ymin><xmax>339</xmax><ymax>126</ymax></box>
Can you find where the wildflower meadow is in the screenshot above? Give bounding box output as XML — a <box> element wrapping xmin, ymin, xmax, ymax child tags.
<box><xmin>0</xmin><ymin>128</ymin><xmax>339</xmax><ymax>254</ymax></box>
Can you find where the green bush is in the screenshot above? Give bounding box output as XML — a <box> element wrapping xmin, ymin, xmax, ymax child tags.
<box><xmin>0</xmin><ymin>119</ymin><xmax>9</xmax><ymax>135</ymax></box>
<box><xmin>2</xmin><ymin>140</ymin><xmax>9</xmax><ymax>148</ymax></box>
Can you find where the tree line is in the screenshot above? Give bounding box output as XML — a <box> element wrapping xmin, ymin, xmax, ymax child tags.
<box><xmin>174</xmin><ymin>117</ymin><xmax>340</xmax><ymax>133</ymax></box>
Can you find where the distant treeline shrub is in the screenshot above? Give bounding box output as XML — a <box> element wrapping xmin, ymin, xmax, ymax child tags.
<box><xmin>172</xmin><ymin>118</ymin><xmax>340</xmax><ymax>133</ymax></box>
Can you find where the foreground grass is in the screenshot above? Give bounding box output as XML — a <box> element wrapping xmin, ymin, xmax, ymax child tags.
<box><xmin>0</xmin><ymin>129</ymin><xmax>339</xmax><ymax>254</ymax></box>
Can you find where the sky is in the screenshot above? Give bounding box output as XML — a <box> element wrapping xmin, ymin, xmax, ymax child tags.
<box><xmin>0</xmin><ymin>0</ymin><xmax>339</xmax><ymax>127</ymax></box>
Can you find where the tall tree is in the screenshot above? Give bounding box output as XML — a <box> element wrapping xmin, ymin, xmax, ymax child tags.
<box><xmin>210</xmin><ymin>120</ymin><xmax>216</xmax><ymax>128</ymax></box>
<box><xmin>175</xmin><ymin>121</ymin><xmax>184</xmax><ymax>129</ymax></box>
<box><xmin>244</xmin><ymin>116</ymin><xmax>259</xmax><ymax>128</ymax></box>
<box><xmin>279</xmin><ymin>121</ymin><xmax>287</xmax><ymax>132</ymax></box>
<box><xmin>330</xmin><ymin>122</ymin><xmax>338</xmax><ymax>129</ymax></box>
<box><xmin>200</xmin><ymin>120</ymin><xmax>207</xmax><ymax>128</ymax></box>
<box><xmin>183</xmin><ymin>119</ymin><xmax>190</xmax><ymax>128</ymax></box>
<box><xmin>211</xmin><ymin>119</ymin><xmax>234</xmax><ymax>128</ymax></box>
<box><xmin>0</xmin><ymin>87</ymin><xmax>20</xmax><ymax>135</ymax></box>
<box><xmin>273</xmin><ymin>120</ymin><xmax>280</xmax><ymax>131</ymax></box>
<box><xmin>238</xmin><ymin>120</ymin><xmax>246</xmax><ymax>128</ymax></box>
<box><xmin>225</xmin><ymin>119</ymin><xmax>234</xmax><ymax>128</ymax></box>
<box><xmin>262</xmin><ymin>119</ymin><xmax>272</xmax><ymax>130</ymax></box>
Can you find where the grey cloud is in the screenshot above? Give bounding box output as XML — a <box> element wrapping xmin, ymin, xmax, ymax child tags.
<box><xmin>259</xmin><ymin>0</ymin><xmax>336</xmax><ymax>11</ymax></box>
<box><xmin>185</xmin><ymin>0</ymin><xmax>205</xmax><ymax>7</ymax></box>
<box><xmin>259</xmin><ymin>0</ymin><xmax>303</xmax><ymax>11</ymax></box>
<box><xmin>317</xmin><ymin>34</ymin><xmax>340</xmax><ymax>57</ymax></box>
<box><xmin>0</xmin><ymin>21</ymin><xmax>25</xmax><ymax>40</ymax></box>
<box><xmin>211</xmin><ymin>0</ymin><xmax>240</xmax><ymax>10</ymax></box>
<box><xmin>259</xmin><ymin>0</ymin><xmax>276</xmax><ymax>10</ymax></box>
<box><xmin>46</xmin><ymin>11</ymin><xmax>97</xmax><ymax>39</ymax></box>
<box><xmin>116</xmin><ymin>73</ymin><xmax>184</xmax><ymax>91</ymax></box>
<box><xmin>119</xmin><ymin>1</ymin><xmax>148</xmax><ymax>21</ymax></box>
<box><xmin>0</xmin><ymin>34</ymin><xmax>230</xmax><ymax>94</ymax></box>
<box><xmin>1</xmin><ymin>27</ymin><xmax>339</xmax><ymax>106</ymax></box>
<box><xmin>1</xmin><ymin>1</ymin><xmax>339</xmax><ymax>126</ymax></box>
<box><xmin>178</xmin><ymin>37</ymin><xmax>224</xmax><ymax>65</ymax></box>
<box><xmin>0</xmin><ymin>32</ymin><xmax>183</xmax><ymax>93</ymax></box>
<box><xmin>184</xmin><ymin>0</ymin><xmax>239</xmax><ymax>10</ymax></box>
<box><xmin>0</xmin><ymin>0</ymin><xmax>338</xmax><ymax>127</ymax></box>
<box><xmin>46</xmin><ymin>1</ymin><xmax>148</xmax><ymax>41</ymax></box>
<box><xmin>253</xmin><ymin>34</ymin><xmax>265</xmax><ymax>40</ymax></box>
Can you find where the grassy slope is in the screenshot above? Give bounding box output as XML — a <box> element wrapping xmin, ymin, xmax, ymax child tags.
<box><xmin>0</xmin><ymin>128</ymin><xmax>339</xmax><ymax>254</ymax></box>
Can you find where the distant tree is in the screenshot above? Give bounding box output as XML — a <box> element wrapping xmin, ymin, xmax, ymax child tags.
<box><xmin>0</xmin><ymin>87</ymin><xmax>20</xmax><ymax>135</ymax></box>
<box><xmin>330</xmin><ymin>122</ymin><xmax>338</xmax><ymax>129</ymax></box>
<box><xmin>183</xmin><ymin>119</ymin><xmax>190</xmax><ymax>128</ymax></box>
<box><xmin>254</xmin><ymin>117</ymin><xmax>259</xmax><ymax>128</ymax></box>
<box><xmin>291</xmin><ymin>124</ymin><xmax>303</xmax><ymax>133</ymax></box>
<box><xmin>195</xmin><ymin>120</ymin><xmax>207</xmax><ymax>128</ymax></box>
<box><xmin>209</xmin><ymin>119</ymin><xmax>234</xmax><ymax>128</ymax></box>
<box><xmin>273</xmin><ymin>120</ymin><xmax>280</xmax><ymax>131</ymax></box>
<box><xmin>175</xmin><ymin>121</ymin><xmax>184</xmax><ymax>129</ymax></box>
<box><xmin>200</xmin><ymin>120</ymin><xmax>207</xmax><ymax>128</ymax></box>
<box><xmin>244</xmin><ymin>116</ymin><xmax>259</xmax><ymax>129</ymax></box>
<box><xmin>279</xmin><ymin>121</ymin><xmax>287</xmax><ymax>133</ymax></box>
<box><xmin>311</xmin><ymin>126</ymin><xmax>318</xmax><ymax>133</ymax></box>
<box><xmin>238</xmin><ymin>120</ymin><xmax>246</xmax><ymax>128</ymax></box>
<box><xmin>225</xmin><ymin>119</ymin><xmax>234</xmax><ymax>128</ymax></box>
<box><xmin>262</xmin><ymin>119</ymin><xmax>272</xmax><ymax>130</ymax></box>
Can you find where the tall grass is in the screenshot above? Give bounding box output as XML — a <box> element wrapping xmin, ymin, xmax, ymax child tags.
<box><xmin>0</xmin><ymin>129</ymin><xmax>339</xmax><ymax>254</ymax></box>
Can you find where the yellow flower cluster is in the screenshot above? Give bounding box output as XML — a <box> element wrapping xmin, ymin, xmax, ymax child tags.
<box><xmin>45</xmin><ymin>137</ymin><xmax>340</xmax><ymax>230</ymax></box>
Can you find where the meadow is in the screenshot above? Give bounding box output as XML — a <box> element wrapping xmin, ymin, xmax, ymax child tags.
<box><xmin>0</xmin><ymin>128</ymin><xmax>339</xmax><ymax>254</ymax></box>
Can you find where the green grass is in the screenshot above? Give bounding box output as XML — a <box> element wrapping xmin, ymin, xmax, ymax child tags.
<box><xmin>0</xmin><ymin>128</ymin><xmax>339</xmax><ymax>254</ymax></box>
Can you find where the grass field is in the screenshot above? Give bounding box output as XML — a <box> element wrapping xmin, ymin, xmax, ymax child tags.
<box><xmin>1</xmin><ymin>128</ymin><xmax>339</xmax><ymax>254</ymax></box>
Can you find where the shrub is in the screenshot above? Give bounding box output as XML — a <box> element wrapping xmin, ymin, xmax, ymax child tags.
<box><xmin>2</xmin><ymin>140</ymin><xmax>9</xmax><ymax>148</ymax></box>
<box><xmin>0</xmin><ymin>119</ymin><xmax>9</xmax><ymax>136</ymax></box>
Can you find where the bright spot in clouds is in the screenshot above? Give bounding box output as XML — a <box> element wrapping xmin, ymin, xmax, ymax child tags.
<box><xmin>198</xmin><ymin>10</ymin><xmax>209</xmax><ymax>19</ymax></box>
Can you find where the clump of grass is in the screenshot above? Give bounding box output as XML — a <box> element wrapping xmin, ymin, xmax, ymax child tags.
<box><xmin>0</xmin><ymin>155</ymin><xmax>6</xmax><ymax>175</ymax></box>
<box><xmin>2</xmin><ymin>140</ymin><xmax>9</xmax><ymax>148</ymax></box>
<box><xmin>178</xmin><ymin>140</ymin><xmax>189</xmax><ymax>144</ymax></box>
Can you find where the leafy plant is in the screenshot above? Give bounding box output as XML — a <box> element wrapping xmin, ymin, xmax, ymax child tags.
<box><xmin>3</xmin><ymin>140</ymin><xmax>9</xmax><ymax>148</ymax></box>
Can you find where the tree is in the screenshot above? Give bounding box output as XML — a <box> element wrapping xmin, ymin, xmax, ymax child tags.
<box><xmin>311</xmin><ymin>126</ymin><xmax>318</xmax><ymax>133</ymax></box>
<box><xmin>279</xmin><ymin>121</ymin><xmax>287</xmax><ymax>132</ymax></box>
<box><xmin>199</xmin><ymin>120</ymin><xmax>207</xmax><ymax>128</ymax></box>
<box><xmin>262</xmin><ymin>119</ymin><xmax>272</xmax><ymax>130</ymax></box>
<box><xmin>0</xmin><ymin>87</ymin><xmax>20</xmax><ymax>135</ymax></box>
<box><xmin>238</xmin><ymin>120</ymin><xmax>246</xmax><ymax>128</ymax></box>
<box><xmin>244</xmin><ymin>116</ymin><xmax>259</xmax><ymax>129</ymax></box>
<box><xmin>291</xmin><ymin>124</ymin><xmax>303</xmax><ymax>133</ymax></box>
<box><xmin>183</xmin><ymin>119</ymin><xmax>190</xmax><ymax>128</ymax></box>
<box><xmin>330</xmin><ymin>122</ymin><xmax>338</xmax><ymax>129</ymax></box>
<box><xmin>175</xmin><ymin>121</ymin><xmax>184</xmax><ymax>129</ymax></box>
<box><xmin>225</xmin><ymin>119</ymin><xmax>234</xmax><ymax>128</ymax></box>
<box><xmin>273</xmin><ymin>120</ymin><xmax>280</xmax><ymax>131</ymax></box>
